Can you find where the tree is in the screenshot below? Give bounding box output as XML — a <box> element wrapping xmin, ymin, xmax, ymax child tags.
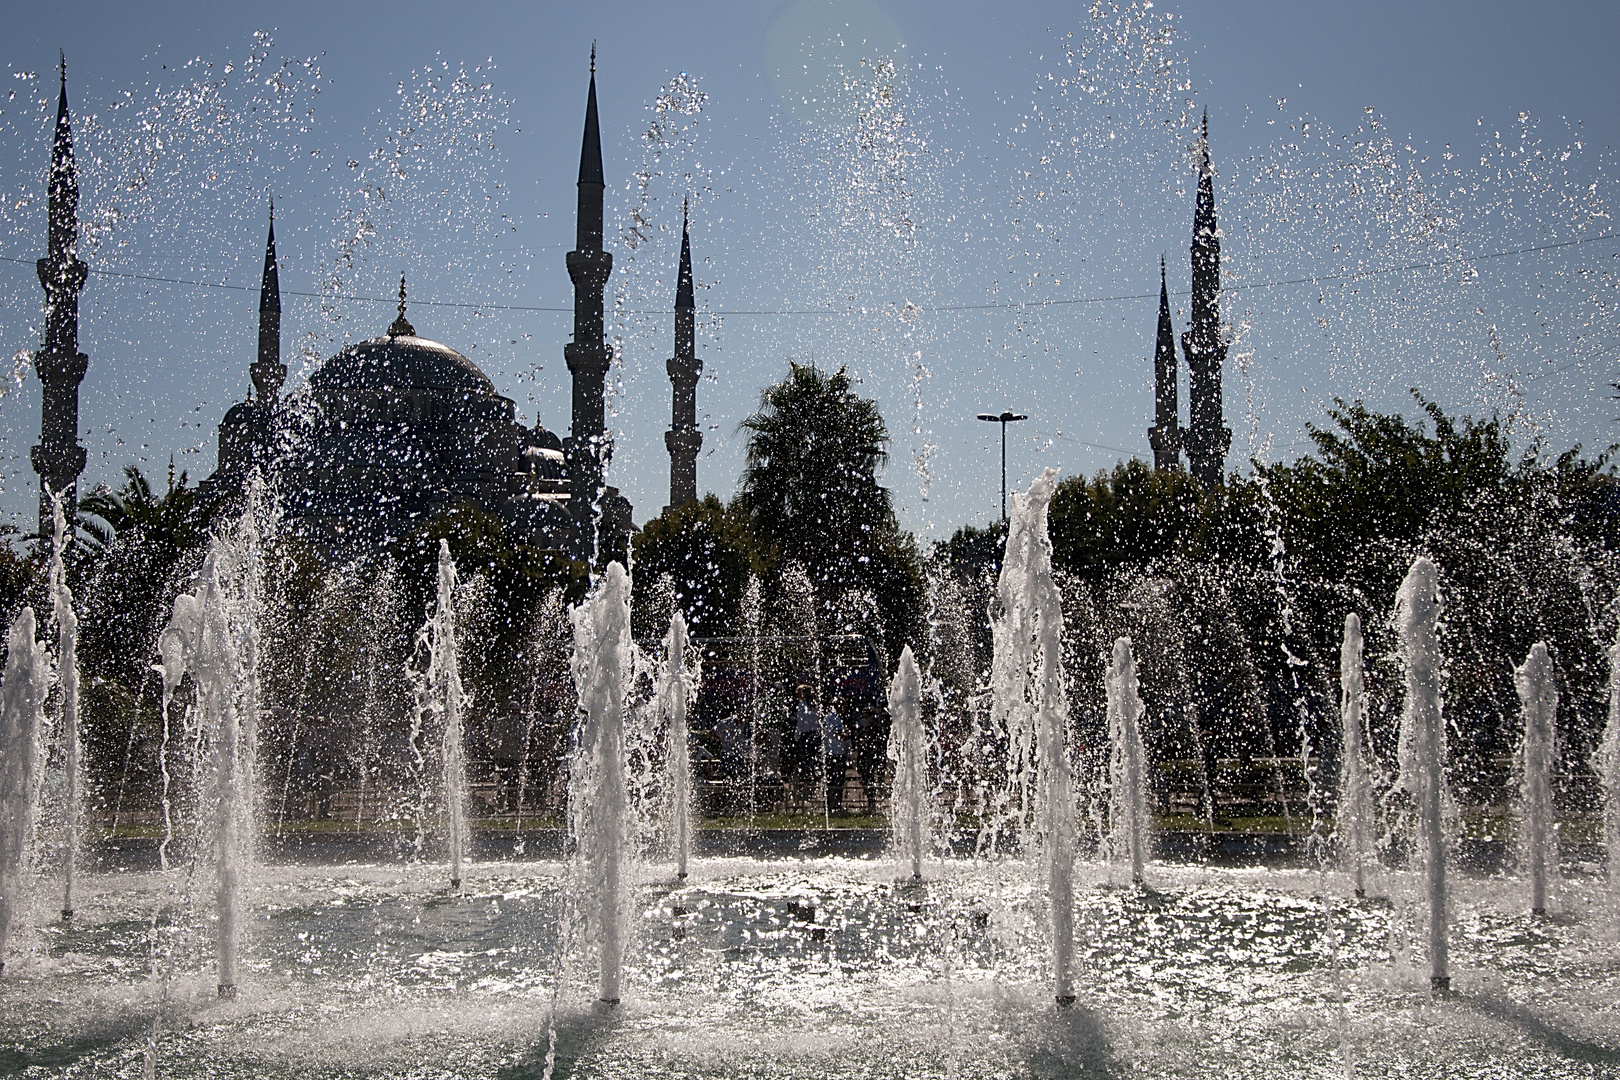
<box><xmin>631</xmin><ymin>495</ymin><xmax>762</xmax><ymax>640</ymax></box>
<box><xmin>734</xmin><ymin>362</ymin><xmax>924</xmax><ymax>662</ymax></box>
<box><xmin>736</xmin><ymin>364</ymin><xmax>892</xmax><ymax>595</ymax></box>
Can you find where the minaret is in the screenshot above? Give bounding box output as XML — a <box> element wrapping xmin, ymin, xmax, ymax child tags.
<box><xmin>250</xmin><ymin>204</ymin><xmax>286</xmax><ymax>403</ymax></box>
<box><xmin>32</xmin><ymin>55</ymin><xmax>89</xmax><ymax>536</ymax></box>
<box><xmin>1146</xmin><ymin>256</ymin><xmax>1181</xmax><ymax>471</ymax></box>
<box><xmin>1181</xmin><ymin>109</ymin><xmax>1232</xmax><ymax>488</ymax></box>
<box><xmin>565</xmin><ymin>45</ymin><xmax>614</xmax><ymax>556</ymax></box>
<box><xmin>664</xmin><ymin>201</ymin><xmax>701</xmax><ymax>511</ymax></box>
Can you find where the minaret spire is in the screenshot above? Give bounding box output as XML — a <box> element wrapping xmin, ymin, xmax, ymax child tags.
<box><xmin>388</xmin><ymin>273</ymin><xmax>415</xmax><ymax>337</ymax></box>
<box><xmin>665</xmin><ymin>199</ymin><xmax>702</xmax><ymax>511</ymax></box>
<box><xmin>1181</xmin><ymin>109</ymin><xmax>1231</xmax><ymax>488</ymax></box>
<box><xmin>250</xmin><ymin>202</ymin><xmax>286</xmax><ymax>402</ymax></box>
<box><xmin>566</xmin><ymin>49</ymin><xmax>614</xmax><ymax>555</ymax></box>
<box><xmin>32</xmin><ymin>52</ymin><xmax>90</xmax><ymax>537</ymax></box>
<box><xmin>1147</xmin><ymin>256</ymin><xmax>1181</xmax><ymax>471</ymax></box>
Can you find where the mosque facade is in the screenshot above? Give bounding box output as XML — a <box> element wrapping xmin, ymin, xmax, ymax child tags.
<box><xmin>29</xmin><ymin>56</ymin><xmax>706</xmax><ymax>561</ymax></box>
<box><xmin>28</xmin><ymin>56</ymin><xmax>1231</xmax><ymax>551</ymax></box>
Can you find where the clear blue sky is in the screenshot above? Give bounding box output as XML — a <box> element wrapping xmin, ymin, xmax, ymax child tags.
<box><xmin>0</xmin><ymin>1</ymin><xmax>1614</xmax><ymax>540</ymax></box>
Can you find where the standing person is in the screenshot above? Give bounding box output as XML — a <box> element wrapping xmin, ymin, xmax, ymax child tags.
<box><xmin>821</xmin><ymin>698</ymin><xmax>847</xmax><ymax>813</ymax></box>
<box><xmin>854</xmin><ymin>704</ymin><xmax>888</xmax><ymax>813</ymax></box>
<box><xmin>791</xmin><ymin>684</ymin><xmax>820</xmax><ymax>805</ymax></box>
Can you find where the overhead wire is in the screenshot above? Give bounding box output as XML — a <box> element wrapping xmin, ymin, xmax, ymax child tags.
<box><xmin>0</xmin><ymin>229</ymin><xmax>1612</xmax><ymax>318</ymax></box>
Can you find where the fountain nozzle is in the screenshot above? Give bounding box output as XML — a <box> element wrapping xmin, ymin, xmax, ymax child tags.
<box><xmin>1056</xmin><ymin>995</ymin><xmax>1076</xmax><ymax>1009</ymax></box>
<box><xmin>218</xmin><ymin>984</ymin><xmax>237</xmax><ymax>1000</ymax></box>
<box><xmin>60</xmin><ymin>908</ymin><xmax>73</xmax><ymax>922</ymax></box>
<box><xmin>1430</xmin><ymin>975</ymin><xmax>1451</xmax><ymax>995</ymax></box>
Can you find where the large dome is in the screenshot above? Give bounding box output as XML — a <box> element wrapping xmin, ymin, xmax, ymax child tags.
<box><xmin>309</xmin><ymin>333</ymin><xmax>497</xmax><ymax>396</ymax></box>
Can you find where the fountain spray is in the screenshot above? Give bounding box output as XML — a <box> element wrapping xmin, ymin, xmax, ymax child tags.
<box><xmin>1338</xmin><ymin>613</ymin><xmax>1375</xmax><ymax>899</ymax></box>
<box><xmin>570</xmin><ymin>561</ymin><xmax>634</xmax><ymax>1004</ymax></box>
<box><xmin>887</xmin><ymin>645</ymin><xmax>927</xmax><ymax>881</ymax></box>
<box><xmin>47</xmin><ymin>492</ymin><xmax>80</xmax><ymax>921</ymax></box>
<box><xmin>1599</xmin><ymin>629</ymin><xmax>1620</xmax><ymax>901</ymax></box>
<box><xmin>1515</xmin><ymin>641</ymin><xmax>1558</xmax><ymax>916</ymax></box>
<box><xmin>157</xmin><ymin>546</ymin><xmax>252</xmax><ymax>998</ymax></box>
<box><xmin>0</xmin><ymin>609</ymin><xmax>48</xmax><ymax>973</ymax></box>
<box><xmin>991</xmin><ymin>469</ymin><xmax>1077</xmax><ymax>1006</ymax></box>
<box><xmin>1106</xmin><ymin>637</ymin><xmax>1150</xmax><ymax>887</ymax></box>
<box><xmin>659</xmin><ymin>610</ymin><xmax>696</xmax><ymax>880</ymax></box>
<box><xmin>412</xmin><ymin>541</ymin><xmax>468</xmax><ymax>887</ymax></box>
<box><xmin>1394</xmin><ymin>557</ymin><xmax>1448</xmax><ymax>993</ymax></box>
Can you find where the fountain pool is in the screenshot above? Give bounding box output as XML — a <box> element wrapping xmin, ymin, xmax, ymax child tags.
<box><xmin>4</xmin><ymin>850</ymin><xmax>1618</xmax><ymax>1078</ymax></box>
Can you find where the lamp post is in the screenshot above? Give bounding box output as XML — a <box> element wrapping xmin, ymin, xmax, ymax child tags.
<box><xmin>977</xmin><ymin>410</ymin><xmax>1028</xmax><ymax>522</ymax></box>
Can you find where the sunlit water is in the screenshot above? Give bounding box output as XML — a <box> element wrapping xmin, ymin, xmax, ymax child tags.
<box><xmin>5</xmin><ymin>852</ymin><xmax>1618</xmax><ymax>1078</ymax></box>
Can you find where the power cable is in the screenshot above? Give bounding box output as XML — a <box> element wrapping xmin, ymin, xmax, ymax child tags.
<box><xmin>0</xmin><ymin>230</ymin><xmax>1612</xmax><ymax>317</ymax></box>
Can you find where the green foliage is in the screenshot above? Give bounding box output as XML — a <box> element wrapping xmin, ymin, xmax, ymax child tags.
<box><xmin>0</xmin><ymin>527</ymin><xmax>41</xmax><ymax>628</ymax></box>
<box><xmin>735</xmin><ymin>363</ymin><xmax>894</xmax><ymax>598</ymax></box>
<box><xmin>733</xmin><ymin>362</ymin><xmax>926</xmax><ymax>663</ymax></box>
<box><xmin>72</xmin><ymin>466</ymin><xmax>223</xmax><ymax>692</ymax></box>
<box><xmin>1047</xmin><ymin>458</ymin><xmax>1209</xmax><ymax>583</ymax></box>
<box><xmin>931</xmin><ymin>393</ymin><xmax>1617</xmax><ymax>806</ymax></box>
<box><xmin>1259</xmin><ymin>394</ymin><xmax>1619</xmax><ymax>787</ymax></box>
<box><xmin>631</xmin><ymin>494</ymin><xmax>762</xmax><ymax>639</ymax></box>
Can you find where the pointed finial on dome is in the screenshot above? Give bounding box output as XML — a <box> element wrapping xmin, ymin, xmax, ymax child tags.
<box><xmin>268</xmin><ymin>195</ymin><xmax>274</xmax><ymax>222</ymax></box>
<box><xmin>388</xmin><ymin>273</ymin><xmax>415</xmax><ymax>337</ymax></box>
<box><xmin>59</xmin><ymin>49</ymin><xmax>65</xmax><ymax>86</ymax></box>
<box><xmin>591</xmin><ymin>41</ymin><xmax>596</xmax><ymax>75</ymax></box>
<box><xmin>1202</xmin><ymin>105</ymin><xmax>1208</xmax><ymax>139</ymax></box>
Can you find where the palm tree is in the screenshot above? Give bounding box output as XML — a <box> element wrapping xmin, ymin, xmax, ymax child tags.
<box><xmin>77</xmin><ymin>463</ymin><xmax>199</xmax><ymax>552</ymax></box>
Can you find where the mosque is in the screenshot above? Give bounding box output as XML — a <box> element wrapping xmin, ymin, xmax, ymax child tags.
<box><xmin>29</xmin><ymin>56</ymin><xmax>704</xmax><ymax>561</ymax></box>
<box><xmin>26</xmin><ymin>56</ymin><xmax>1229</xmax><ymax>557</ymax></box>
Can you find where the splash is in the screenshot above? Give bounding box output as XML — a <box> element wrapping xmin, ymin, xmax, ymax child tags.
<box><xmin>47</xmin><ymin>490</ymin><xmax>80</xmax><ymax>920</ymax></box>
<box><xmin>411</xmin><ymin>540</ymin><xmax>468</xmax><ymax>889</ymax></box>
<box><xmin>155</xmin><ymin>526</ymin><xmax>262</xmax><ymax>998</ymax></box>
<box><xmin>1106</xmin><ymin>636</ymin><xmax>1150</xmax><ymax>886</ymax></box>
<box><xmin>989</xmin><ymin>468</ymin><xmax>1076</xmax><ymax>1005</ymax></box>
<box><xmin>0</xmin><ymin>607</ymin><xmax>47</xmax><ymax>973</ymax></box>
<box><xmin>1337</xmin><ymin>613</ymin><xmax>1376</xmax><ymax>899</ymax></box>
<box><xmin>569</xmin><ymin>561</ymin><xmax>634</xmax><ymax>1004</ymax></box>
<box><xmin>658</xmin><ymin>610</ymin><xmax>701</xmax><ymax>880</ymax></box>
<box><xmin>1393</xmin><ymin>556</ymin><xmax>1448</xmax><ymax>993</ymax></box>
<box><xmin>887</xmin><ymin>644</ymin><xmax>928</xmax><ymax>880</ymax></box>
<box><xmin>1514</xmin><ymin>641</ymin><xmax>1558</xmax><ymax>915</ymax></box>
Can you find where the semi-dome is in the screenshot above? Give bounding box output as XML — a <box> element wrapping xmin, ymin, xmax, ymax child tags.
<box><xmin>309</xmin><ymin>333</ymin><xmax>497</xmax><ymax>396</ymax></box>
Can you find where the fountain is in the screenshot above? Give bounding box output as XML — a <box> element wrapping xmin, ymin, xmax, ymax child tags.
<box><xmin>658</xmin><ymin>610</ymin><xmax>697</xmax><ymax>880</ymax></box>
<box><xmin>1602</xmin><ymin>629</ymin><xmax>1620</xmax><ymax>900</ymax></box>
<box><xmin>7</xmin><ymin>18</ymin><xmax>1620</xmax><ymax>1077</ymax></box>
<box><xmin>569</xmin><ymin>561</ymin><xmax>634</xmax><ymax>1005</ymax></box>
<box><xmin>1106</xmin><ymin>636</ymin><xmax>1150</xmax><ymax>887</ymax></box>
<box><xmin>886</xmin><ymin>644</ymin><xmax>927</xmax><ymax>880</ymax></box>
<box><xmin>156</xmin><ymin>539</ymin><xmax>257</xmax><ymax>998</ymax></box>
<box><xmin>47</xmin><ymin>492</ymin><xmax>80</xmax><ymax>922</ymax></box>
<box><xmin>990</xmin><ymin>468</ymin><xmax>1077</xmax><ymax>1006</ymax></box>
<box><xmin>0</xmin><ymin>608</ymin><xmax>48</xmax><ymax>973</ymax></box>
<box><xmin>1337</xmin><ymin>612</ymin><xmax>1376</xmax><ymax>898</ymax></box>
<box><xmin>1394</xmin><ymin>556</ymin><xmax>1449</xmax><ymax>994</ymax></box>
<box><xmin>413</xmin><ymin>539</ymin><xmax>468</xmax><ymax>889</ymax></box>
<box><xmin>1515</xmin><ymin>641</ymin><xmax>1558</xmax><ymax>916</ymax></box>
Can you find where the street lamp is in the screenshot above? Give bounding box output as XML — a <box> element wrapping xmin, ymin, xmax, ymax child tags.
<box><xmin>976</xmin><ymin>410</ymin><xmax>1029</xmax><ymax>523</ymax></box>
